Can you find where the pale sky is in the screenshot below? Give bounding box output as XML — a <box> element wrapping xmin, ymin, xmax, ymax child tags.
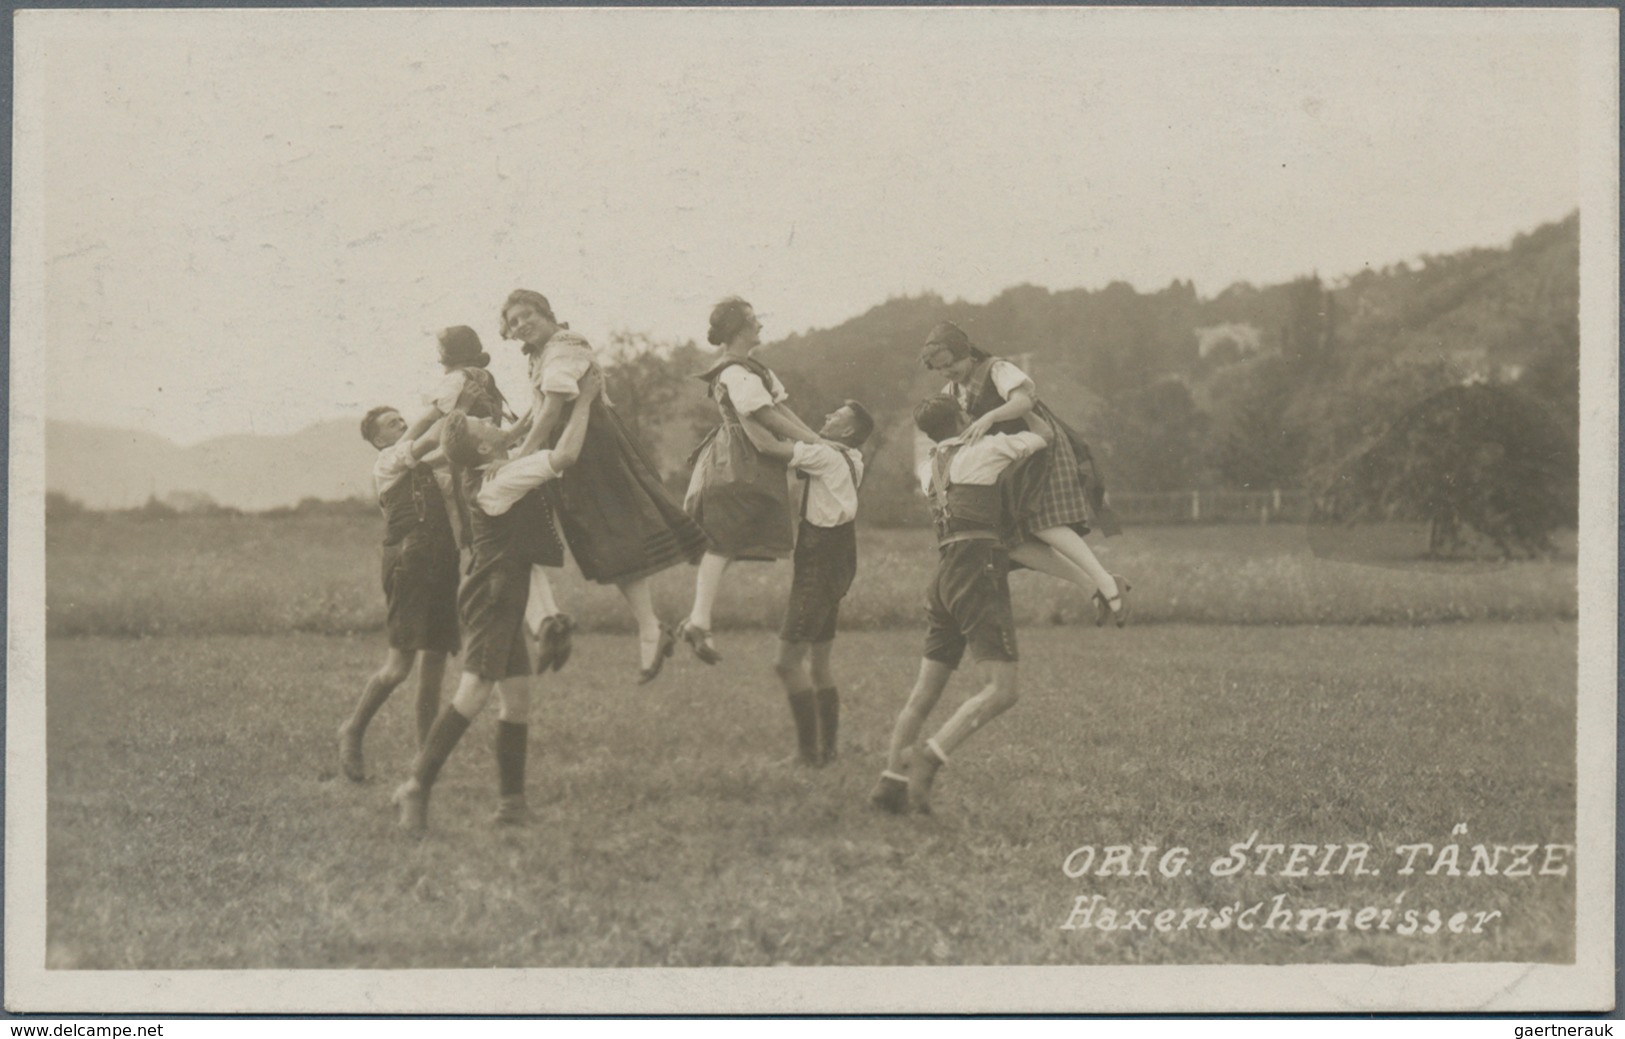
<box><xmin>24</xmin><ymin>7</ymin><xmax>1590</xmax><ymax>444</ymax></box>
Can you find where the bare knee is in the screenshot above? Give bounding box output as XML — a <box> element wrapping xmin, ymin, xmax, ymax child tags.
<box><xmin>378</xmin><ymin>655</ymin><xmax>413</xmax><ymax>687</ymax></box>
<box><xmin>774</xmin><ymin>640</ymin><xmax>808</xmax><ymax>679</ymax></box>
<box><xmin>451</xmin><ymin>674</ymin><xmax>494</xmax><ymax>717</ymax></box>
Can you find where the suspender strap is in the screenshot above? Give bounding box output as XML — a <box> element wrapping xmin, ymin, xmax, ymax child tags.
<box><xmin>800</xmin><ymin>446</ymin><xmax>861</xmax><ymax>523</ymax></box>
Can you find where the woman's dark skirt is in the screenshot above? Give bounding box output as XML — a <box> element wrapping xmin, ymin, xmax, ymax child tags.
<box><xmin>551</xmin><ymin>400</ymin><xmax>710</xmax><ymax>584</ymax></box>
<box><xmin>683</xmin><ymin>421</ymin><xmax>794</xmax><ymax>561</ymax></box>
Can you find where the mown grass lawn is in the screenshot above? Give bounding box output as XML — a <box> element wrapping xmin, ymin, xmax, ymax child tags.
<box><xmin>46</xmin><ymin>516</ymin><xmax>1577</xmax><ymax>637</ymax></box>
<box><xmin>46</xmin><ymin>623</ymin><xmax>1575</xmax><ymax>969</ymax></box>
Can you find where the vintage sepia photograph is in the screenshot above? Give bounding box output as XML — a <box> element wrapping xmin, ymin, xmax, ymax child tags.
<box><xmin>7</xmin><ymin>5</ymin><xmax>1617</xmax><ymax>1015</ymax></box>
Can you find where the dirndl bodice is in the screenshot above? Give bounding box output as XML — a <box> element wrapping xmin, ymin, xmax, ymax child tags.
<box><xmin>682</xmin><ymin>355</ymin><xmax>794</xmax><ymax>561</ymax></box>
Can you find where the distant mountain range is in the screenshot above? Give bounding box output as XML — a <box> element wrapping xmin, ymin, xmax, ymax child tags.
<box><xmin>48</xmin><ymin>418</ymin><xmax>375</xmax><ymax>510</ymax></box>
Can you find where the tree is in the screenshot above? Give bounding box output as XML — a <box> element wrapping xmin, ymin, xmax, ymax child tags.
<box><xmin>45</xmin><ymin>491</ymin><xmax>86</xmax><ymax>521</ymax></box>
<box><xmin>1107</xmin><ymin>379</ymin><xmax>1212</xmax><ymax>491</ymax></box>
<box><xmin>1317</xmin><ymin>383</ymin><xmax>1577</xmax><ymax>558</ymax></box>
<box><xmin>1206</xmin><ymin>356</ymin><xmax>1306</xmax><ymax>490</ymax></box>
<box><xmin>1280</xmin><ymin>274</ymin><xmax>1332</xmax><ymax>366</ymax></box>
<box><xmin>597</xmin><ymin>332</ymin><xmax>712</xmax><ymax>477</ymax></box>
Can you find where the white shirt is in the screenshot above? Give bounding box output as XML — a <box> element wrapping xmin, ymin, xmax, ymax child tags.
<box><xmin>425</xmin><ymin>369</ymin><xmax>473</xmax><ymax>414</ymax></box>
<box><xmin>791</xmin><ymin>442</ymin><xmax>864</xmax><ymax>527</ymax></box>
<box><xmin>527</xmin><ymin>331</ymin><xmax>598</xmax><ymax>401</ymax></box>
<box><xmin>917</xmin><ymin>431</ymin><xmax>1047</xmax><ymax>495</ymax></box>
<box><xmin>475</xmin><ymin>449</ymin><xmax>566</xmax><ymax>516</ymax></box>
<box><xmin>372</xmin><ymin>440</ymin><xmax>419</xmax><ymax>502</ymax></box>
<box><xmin>714</xmin><ymin>363</ymin><xmax>788</xmax><ymax>416</ymax></box>
<box><xmin>944</xmin><ymin>359</ymin><xmax>1036</xmax><ymax>410</ymax></box>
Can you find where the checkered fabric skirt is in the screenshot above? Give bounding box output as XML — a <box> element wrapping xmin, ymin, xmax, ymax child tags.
<box><xmin>1006</xmin><ymin>402</ymin><xmax>1119</xmax><ymax>540</ymax></box>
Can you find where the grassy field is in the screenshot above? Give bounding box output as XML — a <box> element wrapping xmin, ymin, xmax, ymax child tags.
<box><xmin>46</xmin><ymin>514</ymin><xmax>1577</xmax><ymax>637</ymax></box>
<box><xmin>47</xmin><ymin>623</ymin><xmax>1575</xmax><ymax>969</ymax></box>
<box><xmin>41</xmin><ymin>514</ymin><xmax>1579</xmax><ymax>971</ymax></box>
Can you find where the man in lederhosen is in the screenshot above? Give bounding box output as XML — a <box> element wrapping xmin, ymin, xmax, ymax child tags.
<box><xmin>339</xmin><ymin>406</ymin><xmax>460</xmax><ymax>782</ymax></box>
<box><xmin>750</xmin><ymin>400</ymin><xmax>875</xmax><ymax>766</ymax></box>
<box><xmin>871</xmin><ymin>396</ymin><xmax>1054</xmax><ymax>815</ymax></box>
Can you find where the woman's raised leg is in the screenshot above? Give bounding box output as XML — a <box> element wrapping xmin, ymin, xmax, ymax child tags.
<box><xmin>1033</xmin><ymin>526</ymin><xmax>1122</xmax><ymax>612</ymax></box>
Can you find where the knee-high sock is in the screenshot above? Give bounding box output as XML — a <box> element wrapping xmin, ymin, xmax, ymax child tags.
<box><xmin>414</xmin><ymin>706</ymin><xmax>472</xmax><ymax>792</ymax></box>
<box><xmin>815</xmin><ymin>687</ymin><xmax>839</xmax><ymax>761</ymax></box>
<box><xmin>786</xmin><ymin>689</ymin><xmax>819</xmax><ymax>761</ymax></box>
<box><xmin>495</xmin><ymin>720</ymin><xmax>529</xmax><ymax>797</ymax></box>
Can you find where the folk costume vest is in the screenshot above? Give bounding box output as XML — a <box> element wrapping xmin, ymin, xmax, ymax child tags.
<box><xmin>928</xmin><ymin>443</ymin><xmax>1004</xmax><ymax>546</ymax></box>
<box><xmin>960</xmin><ymin>357</ymin><xmax>1029</xmax><ymax>437</ymax></box>
<box><xmin>686</xmin><ymin>353</ymin><xmax>785</xmax><ymax>482</ymax></box>
<box><xmin>698</xmin><ymin>354</ymin><xmax>777</xmax><ymax>424</ymax></box>
<box><xmin>959</xmin><ymin>355</ymin><xmax>1122</xmax><ymax>539</ymax></box>
<box><xmin>379</xmin><ymin>462</ymin><xmax>453</xmax><ymax>548</ymax></box>
<box><xmin>448</xmin><ymin>365</ymin><xmax>510</xmax><ymax>424</ymax></box>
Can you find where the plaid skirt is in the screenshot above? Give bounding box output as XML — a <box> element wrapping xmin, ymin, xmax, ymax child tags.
<box><xmin>1004</xmin><ymin>403</ymin><xmax>1121</xmax><ymax>541</ymax></box>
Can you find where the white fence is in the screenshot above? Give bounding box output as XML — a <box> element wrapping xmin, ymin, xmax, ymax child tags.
<box><xmin>1107</xmin><ymin>489</ymin><xmax>1312</xmax><ymax>526</ymax></box>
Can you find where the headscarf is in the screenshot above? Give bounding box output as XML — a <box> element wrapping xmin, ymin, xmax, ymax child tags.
<box><xmin>920</xmin><ymin>320</ymin><xmax>990</xmax><ymax>366</ymax></box>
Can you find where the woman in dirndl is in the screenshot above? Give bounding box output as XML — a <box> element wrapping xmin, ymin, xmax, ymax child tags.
<box><xmin>405</xmin><ymin>326</ymin><xmax>575</xmax><ymax>668</ymax></box>
<box><xmin>405</xmin><ymin>326</ymin><xmax>512</xmax><ymax>538</ymax></box>
<box><xmin>679</xmin><ymin>297</ymin><xmax>828</xmax><ymax>663</ymax></box>
<box><xmin>500</xmin><ymin>290</ymin><xmax>710</xmax><ymax>683</ymax></box>
<box><xmin>920</xmin><ymin>320</ymin><xmax>1130</xmax><ymax>626</ymax></box>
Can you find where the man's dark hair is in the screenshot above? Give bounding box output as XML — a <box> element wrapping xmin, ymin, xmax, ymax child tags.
<box><xmin>839</xmin><ymin>399</ymin><xmax>876</xmax><ymax>449</ymax></box>
<box><xmin>360</xmin><ymin>405</ymin><xmax>398</xmax><ymax>445</ymax></box>
<box><xmin>913</xmin><ymin>395</ymin><xmax>965</xmax><ymax>443</ymax></box>
<box><xmin>438</xmin><ymin>412</ymin><xmax>485</xmax><ymax>469</ymax></box>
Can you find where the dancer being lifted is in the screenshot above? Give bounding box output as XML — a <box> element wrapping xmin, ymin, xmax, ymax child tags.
<box><xmin>680</xmin><ymin>297</ymin><xmax>830</xmax><ymax>664</ymax></box>
<box><xmin>919</xmin><ymin>321</ymin><xmax>1129</xmax><ymax>626</ymax></box>
<box><xmin>499</xmin><ymin>290</ymin><xmax>709</xmax><ymax>683</ymax></box>
<box><xmin>404</xmin><ymin>326</ymin><xmax>574</xmax><ymax>670</ymax></box>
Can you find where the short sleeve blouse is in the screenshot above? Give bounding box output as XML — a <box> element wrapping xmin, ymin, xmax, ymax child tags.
<box><xmin>527</xmin><ymin>330</ymin><xmax>598</xmax><ymax>400</ymax></box>
<box><xmin>715</xmin><ymin>364</ymin><xmax>788</xmax><ymax>416</ymax></box>
<box><xmin>426</xmin><ymin>370</ymin><xmax>470</xmax><ymax>415</ymax></box>
<box><xmin>946</xmin><ymin>359</ymin><xmax>1035</xmax><ymax>410</ymax></box>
